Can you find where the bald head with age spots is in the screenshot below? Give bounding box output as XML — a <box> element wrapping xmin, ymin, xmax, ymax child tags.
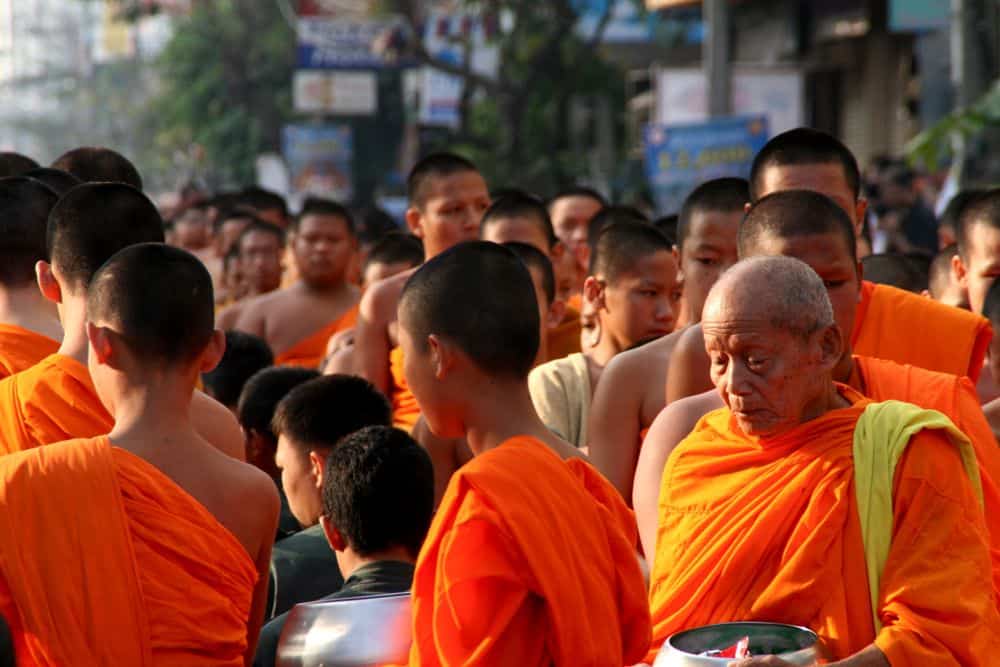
<box><xmin>702</xmin><ymin>256</ymin><xmax>845</xmax><ymax>438</ymax></box>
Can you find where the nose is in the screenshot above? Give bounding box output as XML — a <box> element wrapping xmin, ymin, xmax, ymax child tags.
<box><xmin>656</xmin><ymin>297</ymin><xmax>677</xmax><ymax>331</ymax></box>
<box><xmin>723</xmin><ymin>359</ymin><xmax>753</xmax><ymax>397</ymax></box>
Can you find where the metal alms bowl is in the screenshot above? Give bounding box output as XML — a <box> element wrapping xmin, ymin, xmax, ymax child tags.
<box><xmin>652</xmin><ymin>622</ymin><xmax>820</xmax><ymax>667</ymax></box>
<box><xmin>276</xmin><ymin>592</ymin><xmax>412</xmax><ymax>667</ymax></box>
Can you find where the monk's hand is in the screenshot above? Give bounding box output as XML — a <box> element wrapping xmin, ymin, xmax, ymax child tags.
<box><xmin>727</xmin><ymin>657</ymin><xmax>798</xmax><ymax>667</ymax></box>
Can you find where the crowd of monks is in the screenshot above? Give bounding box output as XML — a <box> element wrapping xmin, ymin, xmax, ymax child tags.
<box><xmin>0</xmin><ymin>128</ymin><xmax>998</xmax><ymax>666</ymax></box>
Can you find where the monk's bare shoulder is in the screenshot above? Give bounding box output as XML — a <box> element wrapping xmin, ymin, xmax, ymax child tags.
<box><xmin>216</xmin><ymin>301</ymin><xmax>245</xmax><ymax>330</ymax></box>
<box><xmin>985</xmin><ymin>398</ymin><xmax>1000</xmax><ymax>443</ymax></box>
<box><xmin>665</xmin><ymin>323</ymin><xmax>712</xmax><ymax>402</ymax></box>
<box><xmin>360</xmin><ymin>267</ymin><xmax>417</xmax><ymax>325</ymax></box>
<box><xmin>190</xmin><ymin>390</ymin><xmax>247</xmax><ymax>461</ymax></box>
<box><xmin>230</xmin><ymin>290</ymin><xmax>279</xmax><ymax>333</ymax></box>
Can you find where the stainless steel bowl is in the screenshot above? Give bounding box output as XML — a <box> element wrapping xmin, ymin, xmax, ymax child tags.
<box><xmin>276</xmin><ymin>592</ymin><xmax>412</xmax><ymax>667</ymax></box>
<box><xmin>652</xmin><ymin>622</ymin><xmax>820</xmax><ymax>667</ymax></box>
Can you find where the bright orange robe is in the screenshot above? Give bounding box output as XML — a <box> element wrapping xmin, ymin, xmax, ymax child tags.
<box><xmin>852</xmin><ymin>280</ymin><xmax>992</xmax><ymax>381</ymax></box>
<box><xmin>0</xmin><ymin>325</ymin><xmax>59</xmax><ymax>380</ymax></box>
<box><xmin>647</xmin><ymin>387</ymin><xmax>999</xmax><ymax>663</ymax></box>
<box><xmin>0</xmin><ymin>436</ymin><xmax>257</xmax><ymax>665</ymax></box>
<box><xmin>854</xmin><ymin>354</ymin><xmax>1000</xmax><ymax>599</ymax></box>
<box><xmin>274</xmin><ymin>304</ymin><xmax>358</xmax><ymax>368</ymax></box>
<box><xmin>389</xmin><ymin>346</ymin><xmax>420</xmax><ymax>431</ymax></box>
<box><xmin>407</xmin><ymin>436</ymin><xmax>650</xmax><ymax>665</ymax></box>
<box><xmin>547</xmin><ymin>304</ymin><xmax>582</xmax><ymax>361</ymax></box>
<box><xmin>0</xmin><ymin>353</ymin><xmax>111</xmax><ymax>456</ymax></box>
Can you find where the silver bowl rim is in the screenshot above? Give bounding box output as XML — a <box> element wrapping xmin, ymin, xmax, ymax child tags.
<box><xmin>292</xmin><ymin>591</ymin><xmax>411</xmax><ymax>610</ymax></box>
<box><xmin>666</xmin><ymin>621</ymin><xmax>819</xmax><ymax>653</ymax></box>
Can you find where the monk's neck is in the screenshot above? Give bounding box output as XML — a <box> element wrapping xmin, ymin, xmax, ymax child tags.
<box><xmin>0</xmin><ymin>285</ymin><xmax>62</xmax><ymax>341</ymax></box>
<box><xmin>463</xmin><ymin>382</ymin><xmax>555</xmax><ymax>456</ymax></box>
<box><xmin>295</xmin><ymin>279</ymin><xmax>352</xmax><ymax>298</ymax></box>
<box><xmin>834</xmin><ymin>351</ymin><xmax>857</xmax><ymax>387</ymax></box>
<box><xmin>55</xmin><ymin>297</ymin><xmax>90</xmax><ymax>364</ymax></box>
<box><xmin>107</xmin><ymin>376</ymin><xmax>198</xmax><ymax>445</ymax></box>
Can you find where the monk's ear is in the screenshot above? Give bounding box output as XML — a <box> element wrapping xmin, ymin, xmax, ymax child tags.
<box><xmin>405</xmin><ymin>206</ymin><xmax>425</xmax><ymax>238</ymax></box>
<box><xmin>198</xmin><ymin>329</ymin><xmax>226</xmax><ymax>374</ymax></box>
<box><xmin>854</xmin><ymin>198</ymin><xmax>868</xmax><ymax>233</ymax></box>
<box><xmin>817</xmin><ymin>324</ymin><xmax>844</xmax><ymax>371</ymax></box>
<box><xmin>309</xmin><ymin>450</ymin><xmax>328</xmax><ymax>490</ymax></box>
<box><xmin>319</xmin><ymin>515</ymin><xmax>347</xmax><ymax>553</ymax></box>
<box><xmin>584</xmin><ymin>276</ymin><xmax>605</xmax><ymax>310</ymax></box>
<box><xmin>86</xmin><ymin>322</ymin><xmax>116</xmax><ymax>367</ymax></box>
<box><xmin>546</xmin><ymin>298</ymin><xmax>566</xmax><ymax>330</ymax></box>
<box><xmin>36</xmin><ymin>261</ymin><xmax>62</xmax><ymax>304</ymax></box>
<box><xmin>953</xmin><ymin>253</ymin><xmax>969</xmax><ymax>289</ymax></box>
<box><xmin>427</xmin><ymin>334</ymin><xmax>456</xmax><ymax>380</ymax></box>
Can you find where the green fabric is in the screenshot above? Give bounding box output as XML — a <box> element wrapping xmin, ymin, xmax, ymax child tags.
<box><xmin>267</xmin><ymin>524</ymin><xmax>345</xmax><ymax>620</ymax></box>
<box><xmin>853</xmin><ymin>400</ymin><xmax>983</xmax><ymax>634</ymax></box>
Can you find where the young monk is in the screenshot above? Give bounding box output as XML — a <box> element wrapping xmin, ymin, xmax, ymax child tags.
<box><xmin>983</xmin><ymin>280</ymin><xmax>1000</xmax><ymax>437</ymax></box>
<box><xmin>171</xmin><ymin>200</ymin><xmax>221</xmax><ymax>284</ymax></box>
<box><xmin>547</xmin><ymin>186</ymin><xmax>606</xmax><ymax>303</ymax></box>
<box><xmin>256</xmin><ymin>425</ymin><xmax>433</xmax><ymax>667</ymax></box>
<box><xmin>50</xmin><ymin>145</ymin><xmax>143</xmax><ymax>190</ymax></box>
<box><xmin>529</xmin><ymin>222</ymin><xmax>679</xmax><ymax>449</ymax></box>
<box><xmin>234</xmin><ymin>198</ymin><xmax>359</xmax><ymax>369</ymax></box>
<box><xmin>0</xmin><ymin>243</ymin><xmax>280</xmax><ymax>663</ymax></box>
<box><xmin>0</xmin><ymin>182</ymin><xmax>244</xmax><ymax>460</ymax></box>
<box><xmin>355</xmin><ymin>153</ymin><xmax>490</xmax><ymax>430</ymax></box>
<box><xmin>587</xmin><ymin>177</ymin><xmax>746</xmax><ymax>499</ymax></box>
<box><xmin>505</xmin><ymin>242</ymin><xmax>565</xmax><ymax>368</ymax></box>
<box><xmin>0</xmin><ymin>177</ymin><xmax>62</xmax><ymax>378</ymax></box>
<box><xmin>643</xmin><ymin>255</ymin><xmax>999</xmax><ymax>664</ymax></box>
<box><xmin>394</xmin><ymin>241</ymin><xmax>650</xmax><ymax>664</ymax></box>
<box><xmin>635</xmin><ymin>190</ymin><xmax>1000</xmax><ymax>604</ymax></box>
<box><xmin>217</xmin><ymin>221</ymin><xmax>286</xmax><ymax>330</ymax></box>
<box><xmin>954</xmin><ymin>188</ymin><xmax>1000</xmax><ymax>318</ymax></box>
<box><xmin>666</xmin><ymin>128</ymin><xmax>992</xmax><ymax>405</ymax></box>
<box><xmin>927</xmin><ymin>244</ymin><xmax>967</xmax><ymax>308</ymax></box>
<box><xmin>201</xmin><ymin>330</ymin><xmax>273</xmax><ymax>414</ymax></box>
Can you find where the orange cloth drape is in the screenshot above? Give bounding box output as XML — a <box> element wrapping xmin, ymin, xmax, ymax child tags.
<box><xmin>0</xmin><ymin>437</ymin><xmax>257</xmax><ymax>665</ymax></box>
<box><xmin>407</xmin><ymin>436</ymin><xmax>650</xmax><ymax>665</ymax></box>
<box><xmin>389</xmin><ymin>346</ymin><xmax>420</xmax><ymax>431</ymax></box>
<box><xmin>547</xmin><ymin>305</ymin><xmax>582</xmax><ymax>361</ymax></box>
<box><xmin>647</xmin><ymin>388</ymin><xmax>999</xmax><ymax>663</ymax></box>
<box><xmin>851</xmin><ymin>281</ymin><xmax>992</xmax><ymax>381</ymax></box>
<box><xmin>274</xmin><ymin>304</ymin><xmax>358</xmax><ymax>369</ymax></box>
<box><xmin>0</xmin><ymin>325</ymin><xmax>59</xmax><ymax>380</ymax></box>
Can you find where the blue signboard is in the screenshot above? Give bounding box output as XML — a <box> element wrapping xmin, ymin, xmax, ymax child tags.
<box><xmin>643</xmin><ymin>116</ymin><xmax>769</xmax><ymax>216</ymax></box>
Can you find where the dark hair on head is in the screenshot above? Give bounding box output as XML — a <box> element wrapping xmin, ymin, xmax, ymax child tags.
<box><xmin>400</xmin><ymin>241</ymin><xmax>539</xmax><ymax>379</ymax></box>
<box><xmin>589</xmin><ymin>221</ymin><xmax>673</xmax><ymax>281</ymax></box>
<box><xmin>587</xmin><ymin>205</ymin><xmax>649</xmax><ymax>253</ymax></box>
<box><xmin>51</xmin><ymin>147</ymin><xmax>143</xmax><ymax>190</ymax></box>
<box><xmin>956</xmin><ymin>188</ymin><xmax>1000</xmax><ymax>259</ymax></box>
<box><xmin>238</xmin><ymin>186</ymin><xmax>288</xmax><ymax>218</ymax></box>
<box><xmin>940</xmin><ymin>190</ymin><xmax>984</xmax><ymax>234</ymax></box>
<box><xmin>48</xmin><ymin>182</ymin><xmax>165</xmax><ymax>289</ymax></box>
<box><xmin>740</xmin><ymin>189</ymin><xmax>857</xmax><ymax>264</ymax></box>
<box><xmin>201</xmin><ymin>331</ymin><xmax>274</xmax><ymax>409</ymax></box>
<box><xmin>748</xmin><ymin>128</ymin><xmax>860</xmax><ymax>202</ymax></box>
<box><xmin>984</xmin><ymin>277</ymin><xmax>1000</xmax><ymax>324</ymax></box>
<box><xmin>547</xmin><ymin>185</ymin><xmax>607</xmax><ymax>209</ymax></box>
<box><xmin>356</xmin><ymin>205</ymin><xmax>400</xmax><ymax>246</ymax></box>
<box><xmin>237</xmin><ymin>219</ymin><xmax>286</xmax><ymax>251</ymax></box>
<box><xmin>677</xmin><ymin>177</ymin><xmax>749</xmax><ymax>249</ymax></box>
<box><xmin>503</xmin><ymin>241</ymin><xmax>555</xmax><ymax>305</ymax></box>
<box><xmin>0</xmin><ymin>152</ymin><xmax>39</xmax><ymax>178</ymax></box>
<box><xmin>87</xmin><ymin>244</ymin><xmax>214</xmax><ymax>365</ymax></box>
<box><xmin>214</xmin><ymin>205</ymin><xmax>260</xmax><ymax>232</ymax></box>
<box><xmin>860</xmin><ymin>254</ymin><xmax>928</xmax><ymax>294</ymax></box>
<box><xmin>928</xmin><ymin>244</ymin><xmax>960</xmax><ymax>299</ymax></box>
<box><xmin>652</xmin><ymin>215</ymin><xmax>678</xmax><ymax>245</ymax></box>
<box><xmin>363</xmin><ymin>232</ymin><xmax>424</xmax><ymax>272</ymax></box>
<box><xmin>272</xmin><ymin>375</ymin><xmax>391</xmax><ymax>451</ymax></box>
<box><xmin>294</xmin><ymin>196</ymin><xmax>356</xmax><ymax>234</ymax></box>
<box><xmin>482</xmin><ymin>190</ymin><xmax>558</xmax><ymax>249</ymax></box>
<box><xmin>407</xmin><ymin>152</ymin><xmax>480</xmax><ymax>208</ymax></box>
<box><xmin>24</xmin><ymin>167</ymin><xmax>82</xmax><ymax>196</ymax></box>
<box><xmin>882</xmin><ymin>163</ymin><xmax>915</xmax><ymax>189</ymax></box>
<box><xmin>237</xmin><ymin>367</ymin><xmax>320</xmax><ymax>441</ymax></box>
<box><xmin>0</xmin><ymin>177</ymin><xmax>59</xmax><ymax>286</ymax></box>
<box><xmin>321</xmin><ymin>425</ymin><xmax>434</xmax><ymax>558</ymax></box>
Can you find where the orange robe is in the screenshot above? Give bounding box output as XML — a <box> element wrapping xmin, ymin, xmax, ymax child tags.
<box><xmin>853</xmin><ymin>354</ymin><xmax>1000</xmax><ymax>599</ymax></box>
<box><xmin>407</xmin><ymin>436</ymin><xmax>650</xmax><ymax>665</ymax></box>
<box><xmin>0</xmin><ymin>353</ymin><xmax>111</xmax><ymax>456</ymax></box>
<box><xmin>0</xmin><ymin>325</ymin><xmax>59</xmax><ymax>380</ymax></box>
<box><xmin>852</xmin><ymin>280</ymin><xmax>992</xmax><ymax>381</ymax></box>
<box><xmin>547</xmin><ymin>304</ymin><xmax>582</xmax><ymax>361</ymax></box>
<box><xmin>274</xmin><ymin>304</ymin><xmax>358</xmax><ymax>368</ymax></box>
<box><xmin>647</xmin><ymin>387</ymin><xmax>998</xmax><ymax>663</ymax></box>
<box><xmin>389</xmin><ymin>346</ymin><xmax>420</xmax><ymax>431</ymax></box>
<box><xmin>0</xmin><ymin>436</ymin><xmax>256</xmax><ymax>665</ymax></box>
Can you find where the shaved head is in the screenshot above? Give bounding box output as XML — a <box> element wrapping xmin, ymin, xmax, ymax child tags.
<box><xmin>705</xmin><ymin>256</ymin><xmax>834</xmax><ymax>340</ymax></box>
<box><xmin>590</xmin><ymin>221</ymin><xmax>672</xmax><ymax>281</ymax></box>
<box><xmin>740</xmin><ymin>190</ymin><xmax>857</xmax><ymax>263</ymax></box>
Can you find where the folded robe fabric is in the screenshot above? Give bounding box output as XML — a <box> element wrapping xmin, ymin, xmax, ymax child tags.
<box><xmin>851</xmin><ymin>280</ymin><xmax>992</xmax><ymax>381</ymax></box>
<box><xmin>389</xmin><ymin>346</ymin><xmax>420</xmax><ymax>432</ymax></box>
<box><xmin>647</xmin><ymin>386</ymin><xmax>999</xmax><ymax>664</ymax></box>
<box><xmin>0</xmin><ymin>325</ymin><xmax>59</xmax><ymax>380</ymax></box>
<box><xmin>274</xmin><ymin>304</ymin><xmax>358</xmax><ymax>369</ymax></box>
<box><xmin>406</xmin><ymin>436</ymin><xmax>651</xmax><ymax>665</ymax></box>
<box><xmin>547</xmin><ymin>304</ymin><xmax>583</xmax><ymax>362</ymax></box>
<box><xmin>0</xmin><ymin>436</ymin><xmax>257</xmax><ymax>665</ymax></box>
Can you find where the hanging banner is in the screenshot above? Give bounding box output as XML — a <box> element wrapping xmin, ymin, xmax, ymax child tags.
<box><xmin>283</xmin><ymin>124</ymin><xmax>354</xmax><ymax>202</ymax></box>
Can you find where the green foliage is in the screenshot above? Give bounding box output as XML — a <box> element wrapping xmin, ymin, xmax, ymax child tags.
<box><xmin>907</xmin><ymin>79</ymin><xmax>1000</xmax><ymax>170</ymax></box>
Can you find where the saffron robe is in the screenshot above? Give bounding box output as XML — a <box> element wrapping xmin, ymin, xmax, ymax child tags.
<box><xmin>274</xmin><ymin>304</ymin><xmax>358</xmax><ymax>369</ymax></box>
<box><xmin>389</xmin><ymin>346</ymin><xmax>420</xmax><ymax>431</ymax></box>
<box><xmin>0</xmin><ymin>325</ymin><xmax>59</xmax><ymax>380</ymax></box>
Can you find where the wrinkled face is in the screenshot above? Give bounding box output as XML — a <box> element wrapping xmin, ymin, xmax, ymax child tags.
<box><xmin>292</xmin><ymin>214</ymin><xmax>355</xmax><ymax>287</ymax></box>
<box><xmin>703</xmin><ymin>297</ymin><xmax>828</xmax><ymax>438</ymax></box>
<box><xmin>481</xmin><ymin>215</ymin><xmax>551</xmax><ymax>255</ymax></box>
<box><xmin>411</xmin><ymin>171</ymin><xmax>490</xmax><ymax>256</ymax></box>
<box><xmin>758</xmin><ymin>162</ymin><xmax>862</xmax><ymax>228</ymax></box>
<box><xmin>748</xmin><ymin>232</ymin><xmax>861</xmax><ymax>348</ymax></box>
<box><xmin>601</xmin><ymin>251</ymin><xmax>681</xmax><ymax>349</ymax></box>
<box><xmin>960</xmin><ymin>223</ymin><xmax>1000</xmax><ymax>317</ymax></box>
<box><xmin>173</xmin><ymin>208</ymin><xmax>212</xmax><ymax>248</ymax></box>
<box><xmin>274</xmin><ymin>435</ymin><xmax>322</xmax><ymax>527</ymax></box>
<box><xmin>550</xmin><ymin>195</ymin><xmax>603</xmax><ymax>271</ymax></box>
<box><xmin>239</xmin><ymin>230</ymin><xmax>283</xmax><ymax>294</ymax></box>
<box><xmin>679</xmin><ymin>209</ymin><xmax>742</xmax><ymax>321</ymax></box>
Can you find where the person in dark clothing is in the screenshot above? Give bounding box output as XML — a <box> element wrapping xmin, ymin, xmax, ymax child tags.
<box><xmin>255</xmin><ymin>426</ymin><xmax>434</xmax><ymax>667</ymax></box>
<box><xmin>879</xmin><ymin>164</ymin><xmax>938</xmax><ymax>257</ymax></box>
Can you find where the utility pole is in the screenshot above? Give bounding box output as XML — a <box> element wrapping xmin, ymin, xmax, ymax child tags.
<box><xmin>705</xmin><ymin>0</ymin><xmax>731</xmax><ymax>117</ymax></box>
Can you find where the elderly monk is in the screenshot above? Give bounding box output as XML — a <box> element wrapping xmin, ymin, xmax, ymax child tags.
<box><xmin>0</xmin><ymin>178</ymin><xmax>62</xmax><ymax>378</ymax></box>
<box><xmin>636</xmin><ymin>190</ymin><xmax>1000</xmax><ymax>603</ymax></box>
<box><xmin>0</xmin><ymin>244</ymin><xmax>279</xmax><ymax>664</ymax></box>
<box><xmin>646</xmin><ymin>255</ymin><xmax>999</xmax><ymax>665</ymax></box>
<box><xmin>667</xmin><ymin>129</ymin><xmax>991</xmax><ymax>405</ymax></box>
<box><xmin>395</xmin><ymin>241</ymin><xmax>650</xmax><ymax>664</ymax></box>
<box><xmin>587</xmin><ymin>177</ymin><xmax>746</xmax><ymax>501</ymax></box>
<box><xmin>0</xmin><ymin>183</ymin><xmax>244</xmax><ymax>460</ymax></box>
<box><xmin>354</xmin><ymin>153</ymin><xmax>490</xmax><ymax>431</ymax></box>
<box><xmin>234</xmin><ymin>198</ymin><xmax>359</xmax><ymax>369</ymax></box>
